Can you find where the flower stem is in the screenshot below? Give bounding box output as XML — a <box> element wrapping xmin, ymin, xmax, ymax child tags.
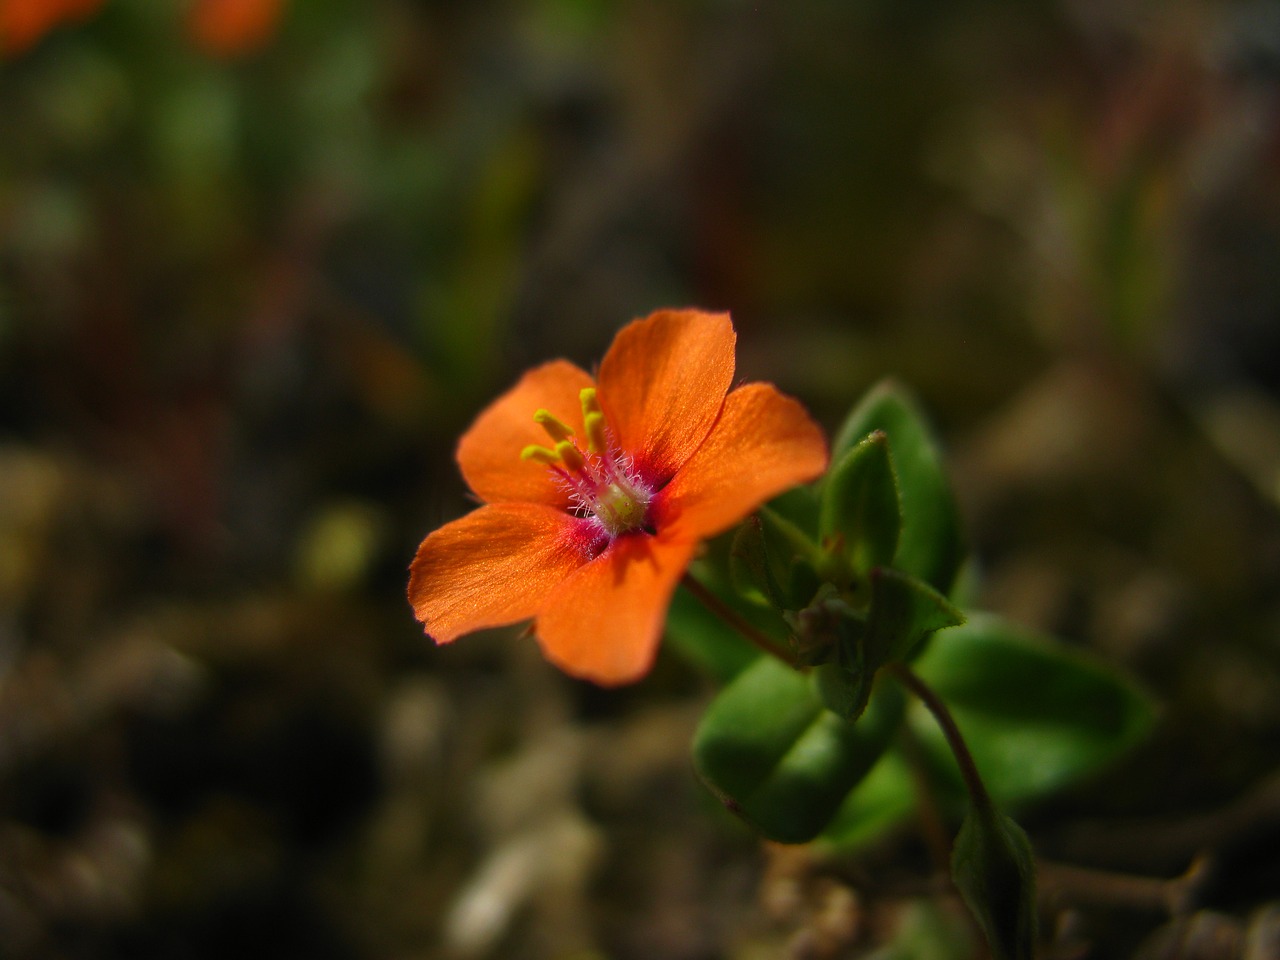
<box><xmin>885</xmin><ymin>661</ymin><xmax>994</xmax><ymax>814</ymax></box>
<box><xmin>680</xmin><ymin>574</ymin><xmax>800</xmax><ymax>669</ymax></box>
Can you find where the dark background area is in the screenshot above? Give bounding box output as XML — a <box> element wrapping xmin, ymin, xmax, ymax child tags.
<box><xmin>2</xmin><ymin>1</ymin><xmax>1280</xmax><ymax>957</ymax></box>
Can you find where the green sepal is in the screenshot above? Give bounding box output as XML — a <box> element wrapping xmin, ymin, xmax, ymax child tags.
<box><xmin>730</xmin><ymin>507</ymin><xmax>823</xmax><ymax>613</ymax></box>
<box><xmin>832</xmin><ymin>380</ymin><xmax>964</xmax><ymax>595</ymax></box>
<box><xmin>814</xmin><ymin>660</ymin><xmax>875</xmax><ymax>722</ymax></box>
<box><xmin>730</xmin><ymin>516</ymin><xmax>787</xmax><ymax>609</ymax></box>
<box><xmin>866</xmin><ymin>567</ymin><xmax>966</xmax><ymax>664</ymax></box>
<box><xmin>820</xmin><ymin>429</ymin><xmax>902</xmax><ymax>577</ymax></box>
<box><xmin>692</xmin><ymin>656</ymin><xmax>905</xmax><ymax>844</ymax></box>
<box><xmin>808</xmin><ymin>569</ymin><xmax>962</xmax><ymax>720</ymax></box>
<box><xmin>951</xmin><ymin>804</ymin><xmax>1038</xmax><ymax>960</ymax></box>
<box><xmin>813</xmin><ymin>617</ymin><xmax>873</xmax><ymax>719</ymax></box>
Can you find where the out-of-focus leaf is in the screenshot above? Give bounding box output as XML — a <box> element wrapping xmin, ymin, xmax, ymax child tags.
<box><xmin>816</xmin><ymin>748</ymin><xmax>918</xmax><ymax>851</ymax></box>
<box><xmin>883</xmin><ymin>900</ymin><xmax>978</xmax><ymax>960</ymax></box>
<box><xmin>831</xmin><ymin>381</ymin><xmax>963</xmax><ymax>595</ymax></box>
<box><xmin>295</xmin><ymin>501</ymin><xmax>385</xmax><ymax>593</ymax></box>
<box><xmin>914</xmin><ymin>614</ymin><xmax>1158</xmax><ymax>804</ymax></box>
<box><xmin>820</xmin><ymin>429</ymin><xmax>901</xmax><ymax>575</ymax></box>
<box><xmin>693</xmin><ymin>657</ymin><xmax>904</xmax><ymax>843</ymax></box>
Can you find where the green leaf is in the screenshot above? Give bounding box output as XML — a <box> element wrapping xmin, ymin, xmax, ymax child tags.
<box><xmin>883</xmin><ymin>901</ymin><xmax>978</xmax><ymax>960</ymax></box>
<box><xmin>818</xmin><ymin>614</ymin><xmax>1157</xmax><ymax>852</ymax></box>
<box><xmin>914</xmin><ymin>614</ymin><xmax>1158</xmax><ymax>804</ymax></box>
<box><xmin>693</xmin><ymin>657</ymin><xmax>905</xmax><ymax>843</ymax></box>
<box><xmin>820</xmin><ymin>430</ymin><xmax>902</xmax><ymax>575</ymax></box>
<box><xmin>832</xmin><ymin>381</ymin><xmax>964</xmax><ymax>595</ymax></box>
<box><xmin>952</xmin><ymin>805</ymin><xmax>1038</xmax><ymax>960</ymax></box>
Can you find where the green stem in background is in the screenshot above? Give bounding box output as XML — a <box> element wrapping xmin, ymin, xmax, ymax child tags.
<box><xmin>680</xmin><ymin>574</ymin><xmax>800</xmax><ymax>669</ymax></box>
<box><xmin>885</xmin><ymin>661</ymin><xmax>994</xmax><ymax>815</ymax></box>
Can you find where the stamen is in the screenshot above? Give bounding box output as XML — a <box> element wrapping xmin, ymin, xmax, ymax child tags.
<box><xmin>580</xmin><ymin>389</ymin><xmax>610</xmax><ymax>455</ymax></box>
<box><xmin>584</xmin><ymin>411</ymin><xmax>608</xmax><ymax>456</ymax></box>
<box><xmin>555</xmin><ymin>440</ymin><xmax>585</xmax><ymax>473</ymax></box>
<box><xmin>521</xmin><ymin>444</ymin><xmax>560</xmax><ymax>466</ymax></box>
<box><xmin>533</xmin><ymin>409</ymin><xmax>574</xmax><ymax>443</ymax></box>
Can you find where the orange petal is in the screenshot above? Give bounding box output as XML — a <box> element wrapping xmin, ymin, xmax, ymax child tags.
<box><xmin>457</xmin><ymin>360</ymin><xmax>596</xmax><ymax>507</ymax></box>
<box><xmin>189</xmin><ymin>0</ymin><xmax>286</xmax><ymax>57</ymax></box>
<box><xmin>656</xmin><ymin>382</ymin><xmax>828</xmax><ymax>540</ymax></box>
<box><xmin>596</xmin><ymin>309</ymin><xmax>736</xmax><ymax>486</ymax></box>
<box><xmin>409</xmin><ymin>503</ymin><xmax>591</xmax><ymax>642</ymax></box>
<box><xmin>1</xmin><ymin>0</ymin><xmax>102</xmax><ymax>55</ymax></box>
<box><xmin>0</xmin><ymin>0</ymin><xmax>55</xmax><ymax>55</ymax></box>
<box><xmin>535</xmin><ymin>533</ymin><xmax>695</xmax><ymax>685</ymax></box>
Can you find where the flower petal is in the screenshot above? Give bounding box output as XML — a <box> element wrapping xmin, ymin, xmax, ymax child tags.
<box><xmin>535</xmin><ymin>534</ymin><xmax>696</xmax><ymax>685</ymax></box>
<box><xmin>457</xmin><ymin>360</ymin><xmax>596</xmax><ymax>507</ymax></box>
<box><xmin>596</xmin><ymin>309</ymin><xmax>736</xmax><ymax>486</ymax></box>
<box><xmin>656</xmin><ymin>382</ymin><xmax>828</xmax><ymax>540</ymax></box>
<box><xmin>409</xmin><ymin>503</ymin><xmax>592</xmax><ymax>642</ymax></box>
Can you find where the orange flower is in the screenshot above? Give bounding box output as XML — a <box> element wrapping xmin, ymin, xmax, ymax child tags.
<box><xmin>187</xmin><ymin>0</ymin><xmax>286</xmax><ymax>57</ymax></box>
<box><xmin>409</xmin><ymin>309</ymin><xmax>828</xmax><ymax>685</ymax></box>
<box><xmin>0</xmin><ymin>0</ymin><xmax>104</xmax><ymax>56</ymax></box>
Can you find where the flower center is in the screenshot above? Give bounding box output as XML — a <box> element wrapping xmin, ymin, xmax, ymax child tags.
<box><xmin>521</xmin><ymin>388</ymin><xmax>653</xmax><ymax>538</ymax></box>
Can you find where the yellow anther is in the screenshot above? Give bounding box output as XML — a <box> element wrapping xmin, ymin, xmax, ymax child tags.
<box><xmin>533</xmin><ymin>409</ymin><xmax>574</xmax><ymax>443</ymax></box>
<box><xmin>521</xmin><ymin>444</ymin><xmax>560</xmax><ymax>466</ymax></box>
<box><xmin>580</xmin><ymin>389</ymin><xmax>608</xmax><ymax>454</ymax></box>
<box><xmin>555</xmin><ymin>440</ymin><xmax>585</xmax><ymax>473</ymax></box>
<box><xmin>584</xmin><ymin>411</ymin><xmax>608</xmax><ymax>455</ymax></box>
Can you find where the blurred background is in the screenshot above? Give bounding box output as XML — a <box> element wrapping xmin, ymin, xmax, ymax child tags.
<box><xmin>2</xmin><ymin>0</ymin><xmax>1280</xmax><ymax>957</ymax></box>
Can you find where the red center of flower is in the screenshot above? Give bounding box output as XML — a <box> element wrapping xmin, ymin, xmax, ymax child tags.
<box><xmin>521</xmin><ymin>388</ymin><xmax>654</xmax><ymax>538</ymax></box>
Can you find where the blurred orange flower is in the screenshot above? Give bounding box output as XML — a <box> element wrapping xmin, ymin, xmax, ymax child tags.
<box><xmin>409</xmin><ymin>309</ymin><xmax>828</xmax><ymax>685</ymax></box>
<box><xmin>187</xmin><ymin>0</ymin><xmax>285</xmax><ymax>57</ymax></box>
<box><xmin>0</xmin><ymin>0</ymin><xmax>103</xmax><ymax>55</ymax></box>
